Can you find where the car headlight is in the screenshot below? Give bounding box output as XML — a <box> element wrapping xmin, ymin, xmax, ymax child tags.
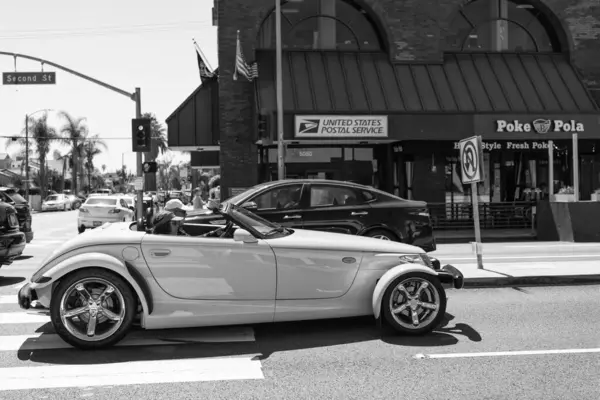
<box><xmin>398</xmin><ymin>254</ymin><xmax>433</xmax><ymax>268</ymax></box>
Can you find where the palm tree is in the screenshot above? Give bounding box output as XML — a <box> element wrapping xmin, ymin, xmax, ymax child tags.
<box><xmin>58</xmin><ymin>111</ymin><xmax>88</xmax><ymax>194</ymax></box>
<box><xmin>82</xmin><ymin>134</ymin><xmax>108</xmax><ymax>191</ymax></box>
<box><xmin>141</xmin><ymin>112</ymin><xmax>168</xmax><ymax>191</ymax></box>
<box><xmin>53</xmin><ymin>149</ymin><xmax>70</xmax><ymax>192</ymax></box>
<box><xmin>5</xmin><ymin>113</ymin><xmax>57</xmax><ymax>198</ymax></box>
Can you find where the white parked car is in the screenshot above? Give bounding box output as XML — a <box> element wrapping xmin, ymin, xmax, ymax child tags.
<box><xmin>77</xmin><ymin>196</ymin><xmax>135</xmax><ymax>233</ymax></box>
<box><xmin>18</xmin><ymin>202</ymin><xmax>463</xmax><ymax>350</ymax></box>
<box><xmin>42</xmin><ymin>194</ymin><xmax>71</xmax><ymax>212</ymax></box>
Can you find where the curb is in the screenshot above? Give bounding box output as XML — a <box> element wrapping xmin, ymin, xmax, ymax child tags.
<box><xmin>463</xmin><ymin>274</ymin><xmax>600</xmax><ymax>288</ymax></box>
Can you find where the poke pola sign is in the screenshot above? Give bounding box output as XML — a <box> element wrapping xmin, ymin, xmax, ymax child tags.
<box><xmin>295</xmin><ymin>115</ymin><xmax>388</xmax><ymax>138</ymax></box>
<box><xmin>496</xmin><ymin>119</ymin><xmax>584</xmax><ymax>134</ymax></box>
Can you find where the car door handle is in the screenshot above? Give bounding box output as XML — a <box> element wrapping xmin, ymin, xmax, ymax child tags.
<box><xmin>150</xmin><ymin>250</ymin><xmax>171</xmax><ymax>257</ymax></box>
<box><xmin>283</xmin><ymin>215</ymin><xmax>301</xmax><ymax>220</ymax></box>
<box><xmin>351</xmin><ymin>211</ymin><xmax>368</xmax><ymax>216</ymax></box>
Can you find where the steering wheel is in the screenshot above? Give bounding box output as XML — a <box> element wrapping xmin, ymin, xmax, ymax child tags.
<box><xmin>202</xmin><ymin>221</ymin><xmax>234</xmax><ymax>238</ymax></box>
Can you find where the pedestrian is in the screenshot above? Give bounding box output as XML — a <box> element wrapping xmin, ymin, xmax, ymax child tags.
<box><xmin>192</xmin><ymin>188</ymin><xmax>204</xmax><ymax>210</ymax></box>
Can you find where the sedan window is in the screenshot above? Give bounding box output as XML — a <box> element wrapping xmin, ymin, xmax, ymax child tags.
<box><xmin>251</xmin><ymin>184</ymin><xmax>303</xmax><ymax>210</ymax></box>
<box><xmin>310</xmin><ymin>185</ymin><xmax>364</xmax><ymax>207</ymax></box>
<box><xmin>86</xmin><ymin>198</ymin><xmax>117</xmax><ymax>206</ymax></box>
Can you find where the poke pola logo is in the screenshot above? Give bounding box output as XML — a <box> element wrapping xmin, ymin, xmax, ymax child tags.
<box><xmin>496</xmin><ymin>119</ymin><xmax>584</xmax><ymax>134</ymax></box>
<box><xmin>297</xmin><ymin>119</ymin><xmax>321</xmax><ymax>134</ymax></box>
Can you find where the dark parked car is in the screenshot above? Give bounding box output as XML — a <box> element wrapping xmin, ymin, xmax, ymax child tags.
<box><xmin>0</xmin><ymin>202</ymin><xmax>26</xmax><ymax>267</ymax></box>
<box><xmin>0</xmin><ymin>187</ymin><xmax>33</xmax><ymax>243</ymax></box>
<box><xmin>188</xmin><ymin>179</ymin><xmax>436</xmax><ymax>252</ymax></box>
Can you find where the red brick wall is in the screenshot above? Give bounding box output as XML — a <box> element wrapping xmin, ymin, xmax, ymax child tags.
<box><xmin>217</xmin><ymin>0</ymin><xmax>600</xmax><ymax>195</ymax></box>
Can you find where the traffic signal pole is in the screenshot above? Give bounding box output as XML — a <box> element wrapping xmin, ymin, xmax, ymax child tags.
<box><xmin>134</xmin><ymin>87</ymin><xmax>145</xmax><ymax>229</ymax></box>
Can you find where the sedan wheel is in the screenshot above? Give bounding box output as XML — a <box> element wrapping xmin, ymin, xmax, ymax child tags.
<box><xmin>366</xmin><ymin>229</ymin><xmax>396</xmax><ymax>241</ymax></box>
<box><xmin>382</xmin><ymin>272</ymin><xmax>446</xmax><ymax>335</ymax></box>
<box><xmin>50</xmin><ymin>268</ymin><xmax>136</xmax><ymax>349</ymax></box>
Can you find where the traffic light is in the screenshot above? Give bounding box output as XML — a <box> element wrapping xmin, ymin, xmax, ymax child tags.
<box><xmin>142</xmin><ymin>161</ymin><xmax>157</xmax><ymax>174</ymax></box>
<box><xmin>132</xmin><ymin>118</ymin><xmax>151</xmax><ymax>152</ymax></box>
<box><xmin>257</xmin><ymin>112</ymin><xmax>272</xmax><ymax>139</ymax></box>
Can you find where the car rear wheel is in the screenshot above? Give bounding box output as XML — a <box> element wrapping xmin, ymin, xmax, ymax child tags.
<box><xmin>50</xmin><ymin>268</ymin><xmax>136</xmax><ymax>350</ymax></box>
<box><xmin>365</xmin><ymin>229</ymin><xmax>396</xmax><ymax>241</ymax></box>
<box><xmin>382</xmin><ymin>272</ymin><xmax>446</xmax><ymax>335</ymax></box>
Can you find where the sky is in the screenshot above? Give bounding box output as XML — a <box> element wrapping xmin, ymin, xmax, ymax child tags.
<box><xmin>0</xmin><ymin>0</ymin><xmax>217</xmax><ymax>173</ymax></box>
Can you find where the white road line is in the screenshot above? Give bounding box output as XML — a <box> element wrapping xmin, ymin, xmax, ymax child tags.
<box><xmin>0</xmin><ymin>312</ymin><xmax>49</xmax><ymax>324</ymax></box>
<box><xmin>0</xmin><ymin>327</ymin><xmax>256</xmax><ymax>351</ymax></box>
<box><xmin>414</xmin><ymin>348</ymin><xmax>600</xmax><ymax>359</ymax></box>
<box><xmin>0</xmin><ymin>356</ymin><xmax>264</xmax><ymax>390</ymax></box>
<box><xmin>0</xmin><ymin>296</ymin><xmax>15</xmax><ymax>304</ymax></box>
<box><xmin>443</xmin><ymin>254</ymin><xmax>600</xmax><ymax>261</ymax></box>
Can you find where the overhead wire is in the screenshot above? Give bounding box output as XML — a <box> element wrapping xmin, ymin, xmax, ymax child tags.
<box><xmin>0</xmin><ymin>20</ymin><xmax>213</xmax><ymax>40</ymax></box>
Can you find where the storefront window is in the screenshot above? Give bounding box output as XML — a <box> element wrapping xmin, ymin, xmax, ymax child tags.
<box><xmin>445</xmin><ymin>0</ymin><xmax>561</xmax><ymax>52</ymax></box>
<box><xmin>257</xmin><ymin>0</ymin><xmax>383</xmax><ymax>51</ymax></box>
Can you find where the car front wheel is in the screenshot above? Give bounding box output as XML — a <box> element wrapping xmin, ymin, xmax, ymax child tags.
<box><xmin>50</xmin><ymin>268</ymin><xmax>136</xmax><ymax>350</ymax></box>
<box><xmin>382</xmin><ymin>272</ymin><xmax>446</xmax><ymax>335</ymax></box>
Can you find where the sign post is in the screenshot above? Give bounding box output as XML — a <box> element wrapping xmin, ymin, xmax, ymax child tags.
<box><xmin>459</xmin><ymin>136</ymin><xmax>485</xmax><ymax>269</ymax></box>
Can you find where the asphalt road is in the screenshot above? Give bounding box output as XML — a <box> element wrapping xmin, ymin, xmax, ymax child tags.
<box><xmin>0</xmin><ymin>211</ymin><xmax>598</xmax><ymax>399</ymax></box>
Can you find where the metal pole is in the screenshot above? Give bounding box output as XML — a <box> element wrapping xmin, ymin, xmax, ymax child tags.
<box><xmin>471</xmin><ymin>182</ymin><xmax>483</xmax><ymax>269</ymax></box>
<box><xmin>135</xmin><ymin>87</ymin><xmax>144</xmax><ymax>228</ymax></box>
<box><xmin>25</xmin><ymin>114</ymin><xmax>29</xmax><ymax>201</ymax></box>
<box><xmin>548</xmin><ymin>140</ymin><xmax>554</xmax><ymax>200</ymax></box>
<box><xmin>275</xmin><ymin>0</ymin><xmax>285</xmax><ymax>180</ymax></box>
<box><xmin>572</xmin><ymin>133</ymin><xmax>579</xmax><ymax>201</ymax></box>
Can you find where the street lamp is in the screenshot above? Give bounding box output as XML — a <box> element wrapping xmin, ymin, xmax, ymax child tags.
<box><xmin>24</xmin><ymin>108</ymin><xmax>54</xmax><ymax>201</ymax></box>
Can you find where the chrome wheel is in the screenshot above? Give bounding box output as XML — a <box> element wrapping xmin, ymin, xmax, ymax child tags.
<box><xmin>373</xmin><ymin>235</ymin><xmax>391</xmax><ymax>240</ymax></box>
<box><xmin>59</xmin><ymin>278</ymin><xmax>126</xmax><ymax>342</ymax></box>
<box><xmin>388</xmin><ymin>277</ymin><xmax>441</xmax><ymax>330</ymax></box>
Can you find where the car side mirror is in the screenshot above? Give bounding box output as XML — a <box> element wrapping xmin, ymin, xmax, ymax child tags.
<box><xmin>241</xmin><ymin>201</ymin><xmax>258</xmax><ymax>211</ymax></box>
<box><xmin>233</xmin><ymin>228</ymin><xmax>258</xmax><ymax>243</ymax></box>
<box><xmin>129</xmin><ymin>206</ymin><xmax>135</xmax><ymax>211</ymax></box>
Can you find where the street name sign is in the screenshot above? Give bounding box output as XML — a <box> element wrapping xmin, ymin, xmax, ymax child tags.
<box><xmin>459</xmin><ymin>136</ymin><xmax>484</xmax><ymax>184</ymax></box>
<box><xmin>133</xmin><ymin>177</ymin><xmax>144</xmax><ymax>191</ymax></box>
<box><xmin>3</xmin><ymin>72</ymin><xmax>56</xmax><ymax>85</ymax></box>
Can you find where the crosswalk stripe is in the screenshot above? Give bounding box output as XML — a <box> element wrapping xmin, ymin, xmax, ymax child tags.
<box><xmin>0</xmin><ymin>355</ymin><xmax>264</xmax><ymax>390</ymax></box>
<box><xmin>0</xmin><ymin>312</ymin><xmax>49</xmax><ymax>324</ymax></box>
<box><xmin>0</xmin><ymin>296</ymin><xmax>15</xmax><ymax>304</ymax></box>
<box><xmin>0</xmin><ymin>327</ymin><xmax>256</xmax><ymax>351</ymax></box>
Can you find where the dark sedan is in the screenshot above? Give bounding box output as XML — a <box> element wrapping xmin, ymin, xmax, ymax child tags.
<box><xmin>189</xmin><ymin>179</ymin><xmax>436</xmax><ymax>252</ymax></box>
<box><xmin>0</xmin><ymin>187</ymin><xmax>33</xmax><ymax>243</ymax></box>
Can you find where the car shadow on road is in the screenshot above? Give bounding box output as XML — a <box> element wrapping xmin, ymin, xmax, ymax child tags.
<box><xmin>18</xmin><ymin>313</ymin><xmax>481</xmax><ymax>365</ymax></box>
<box><xmin>0</xmin><ymin>276</ymin><xmax>25</xmax><ymax>287</ymax></box>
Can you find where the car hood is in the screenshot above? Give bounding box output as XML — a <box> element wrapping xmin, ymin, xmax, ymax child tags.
<box><xmin>37</xmin><ymin>222</ymin><xmax>145</xmax><ymax>269</ymax></box>
<box><xmin>267</xmin><ymin>228</ymin><xmax>425</xmax><ymax>254</ymax></box>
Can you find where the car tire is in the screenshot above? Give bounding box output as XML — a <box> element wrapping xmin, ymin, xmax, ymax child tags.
<box><xmin>78</xmin><ymin>225</ymin><xmax>86</xmax><ymax>234</ymax></box>
<box><xmin>63</xmin><ymin>204</ymin><xmax>67</xmax><ymax>211</ymax></box>
<box><xmin>50</xmin><ymin>268</ymin><xmax>137</xmax><ymax>350</ymax></box>
<box><xmin>382</xmin><ymin>272</ymin><xmax>447</xmax><ymax>336</ymax></box>
<box><xmin>365</xmin><ymin>229</ymin><xmax>397</xmax><ymax>241</ymax></box>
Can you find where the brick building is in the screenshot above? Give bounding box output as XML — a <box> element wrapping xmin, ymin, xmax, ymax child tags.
<box><xmin>167</xmin><ymin>0</ymin><xmax>600</xmax><ymax>228</ymax></box>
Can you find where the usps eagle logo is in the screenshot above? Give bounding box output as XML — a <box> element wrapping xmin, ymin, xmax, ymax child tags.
<box><xmin>298</xmin><ymin>119</ymin><xmax>320</xmax><ymax>134</ymax></box>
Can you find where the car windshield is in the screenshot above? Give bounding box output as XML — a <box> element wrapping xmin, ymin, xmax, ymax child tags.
<box><xmin>86</xmin><ymin>198</ymin><xmax>117</xmax><ymax>206</ymax></box>
<box><xmin>221</xmin><ymin>182</ymin><xmax>273</xmax><ymax>206</ymax></box>
<box><xmin>228</xmin><ymin>204</ymin><xmax>286</xmax><ymax>236</ymax></box>
<box><xmin>46</xmin><ymin>195</ymin><xmax>59</xmax><ymax>201</ymax></box>
<box><xmin>4</xmin><ymin>191</ymin><xmax>27</xmax><ymax>204</ymax></box>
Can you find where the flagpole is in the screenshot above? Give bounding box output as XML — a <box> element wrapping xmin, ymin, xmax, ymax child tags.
<box><xmin>193</xmin><ymin>38</ymin><xmax>214</xmax><ymax>71</ymax></box>
<box><xmin>275</xmin><ymin>0</ymin><xmax>285</xmax><ymax>180</ymax></box>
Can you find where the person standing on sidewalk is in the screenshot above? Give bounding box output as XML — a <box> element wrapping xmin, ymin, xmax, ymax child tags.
<box><xmin>192</xmin><ymin>188</ymin><xmax>204</xmax><ymax>210</ymax></box>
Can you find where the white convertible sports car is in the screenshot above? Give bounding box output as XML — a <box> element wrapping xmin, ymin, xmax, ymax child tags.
<box><xmin>18</xmin><ymin>202</ymin><xmax>464</xmax><ymax>350</ymax></box>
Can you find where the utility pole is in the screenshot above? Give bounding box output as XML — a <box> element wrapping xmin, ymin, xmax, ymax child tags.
<box><xmin>275</xmin><ymin>0</ymin><xmax>285</xmax><ymax>180</ymax></box>
<box><xmin>24</xmin><ymin>114</ymin><xmax>29</xmax><ymax>200</ymax></box>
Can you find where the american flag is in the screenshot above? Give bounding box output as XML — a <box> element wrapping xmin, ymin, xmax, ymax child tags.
<box><xmin>193</xmin><ymin>39</ymin><xmax>214</xmax><ymax>83</ymax></box>
<box><xmin>234</xmin><ymin>30</ymin><xmax>258</xmax><ymax>81</ymax></box>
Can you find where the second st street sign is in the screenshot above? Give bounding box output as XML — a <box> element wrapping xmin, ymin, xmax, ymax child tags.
<box><xmin>3</xmin><ymin>72</ymin><xmax>56</xmax><ymax>85</ymax></box>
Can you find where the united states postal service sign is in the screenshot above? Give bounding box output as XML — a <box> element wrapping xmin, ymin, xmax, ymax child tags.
<box><xmin>295</xmin><ymin>115</ymin><xmax>388</xmax><ymax>138</ymax></box>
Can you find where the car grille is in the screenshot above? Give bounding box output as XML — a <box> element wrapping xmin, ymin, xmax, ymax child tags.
<box><xmin>420</xmin><ymin>254</ymin><xmax>434</xmax><ymax>269</ymax></box>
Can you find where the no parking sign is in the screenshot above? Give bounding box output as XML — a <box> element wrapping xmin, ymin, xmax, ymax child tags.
<box><xmin>459</xmin><ymin>136</ymin><xmax>484</xmax><ymax>184</ymax></box>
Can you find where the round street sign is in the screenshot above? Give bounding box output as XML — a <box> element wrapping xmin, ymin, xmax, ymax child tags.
<box><xmin>459</xmin><ymin>136</ymin><xmax>483</xmax><ymax>184</ymax></box>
